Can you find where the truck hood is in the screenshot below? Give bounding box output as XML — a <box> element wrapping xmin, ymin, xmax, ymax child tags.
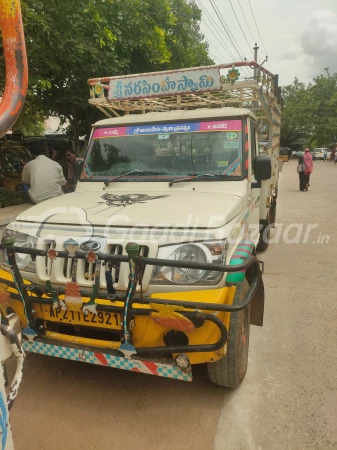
<box><xmin>16</xmin><ymin>188</ymin><xmax>243</xmax><ymax>229</ymax></box>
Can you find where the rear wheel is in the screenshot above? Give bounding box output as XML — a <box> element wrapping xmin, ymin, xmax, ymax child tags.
<box><xmin>207</xmin><ymin>280</ymin><xmax>250</xmax><ymax>388</ymax></box>
<box><xmin>269</xmin><ymin>197</ymin><xmax>277</xmax><ymax>228</ymax></box>
<box><xmin>257</xmin><ymin>222</ymin><xmax>270</xmax><ymax>252</ymax></box>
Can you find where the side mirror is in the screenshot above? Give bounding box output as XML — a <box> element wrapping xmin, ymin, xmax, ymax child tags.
<box><xmin>254</xmin><ymin>155</ymin><xmax>272</xmax><ymax>181</ymax></box>
<box><xmin>72</xmin><ymin>160</ymin><xmax>84</xmax><ymax>183</ymax></box>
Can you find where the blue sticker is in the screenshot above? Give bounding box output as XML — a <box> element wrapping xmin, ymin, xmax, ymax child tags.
<box><xmin>227</xmin><ymin>162</ymin><xmax>240</xmax><ymax>174</ymax></box>
<box><xmin>0</xmin><ymin>392</ymin><xmax>8</xmax><ymax>449</ymax></box>
<box><xmin>127</xmin><ymin>122</ymin><xmax>199</xmax><ymax>135</ymax></box>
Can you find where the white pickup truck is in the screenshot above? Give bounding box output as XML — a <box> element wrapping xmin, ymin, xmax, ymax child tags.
<box><xmin>312</xmin><ymin>148</ymin><xmax>330</xmax><ymax>160</ymax></box>
<box><xmin>0</xmin><ymin>61</ymin><xmax>281</xmax><ymax>387</ymax></box>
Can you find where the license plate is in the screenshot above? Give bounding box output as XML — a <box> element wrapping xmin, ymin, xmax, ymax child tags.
<box><xmin>39</xmin><ymin>305</ymin><xmax>121</xmax><ymax>330</ymax></box>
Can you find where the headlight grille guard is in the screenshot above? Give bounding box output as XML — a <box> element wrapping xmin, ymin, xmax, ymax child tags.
<box><xmin>0</xmin><ymin>238</ymin><xmax>261</xmax><ymax>356</ymax></box>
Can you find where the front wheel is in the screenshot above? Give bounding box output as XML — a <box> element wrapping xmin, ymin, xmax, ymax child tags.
<box><xmin>207</xmin><ymin>280</ymin><xmax>250</xmax><ymax>388</ymax></box>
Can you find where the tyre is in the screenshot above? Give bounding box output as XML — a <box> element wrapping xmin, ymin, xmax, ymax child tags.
<box><xmin>207</xmin><ymin>279</ymin><xmax>250</xmax><ymax>388</ymax></box>
<box><xmin>269</xmin><ymin>197</ymin><xmax>277</xmax><ymax>228</ymax></box>
<box><xmin>257</xmin><ymin>222</ymin><xmax>270</xmax><ymax>252</ymax></box>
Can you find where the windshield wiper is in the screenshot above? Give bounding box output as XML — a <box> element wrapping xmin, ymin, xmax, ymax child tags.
<box><xmin>104</xmin><ymin>170</ymin><xmax>168</xmax><ymax>186</ymax></box>
<box><xmin>169</xmin><ymin>174</ymin><xmax>217</xmax><ymax>187</ymax></box>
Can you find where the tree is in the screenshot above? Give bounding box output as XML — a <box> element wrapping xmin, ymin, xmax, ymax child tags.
<box><xmin>160</xmin><ymin>0</ymin><xmax>213</xmax><ymax>69</ymax></box>
<box><xmin>310</xmin><ymin>69</ymin><xmax>337</xmax><ymax>146</ymax></box>
<box><xmin>0</xmin><ymin>0</ymin><xmax>213</xmax><ymax>150</ymax></box>
<box><xmin>281</xmin><ymin>70</ymin><xmax>337</xmax><ymax>148</ymax></box>
<box><xmin>11</xmin><ymin>91</ymin><xmax>45</xmax><ymax>136</ymax></box>
<box><xmin>280</xmin><ymin>78</ymin><xmax>314</xmax><ymax>147</ymax></box>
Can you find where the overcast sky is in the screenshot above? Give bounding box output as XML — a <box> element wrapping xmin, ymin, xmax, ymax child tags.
<box><xmin>198</xmin><ymin>0</ymin><xmax>337</xmax><ymax>86</ymax></box>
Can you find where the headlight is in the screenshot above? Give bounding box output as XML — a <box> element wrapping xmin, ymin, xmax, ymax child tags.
<box><xmin>0</xmin><ymin>230</ymin><xmax>37</xmax><ymax>272</ymax></box>
<box><xmin>150</xmin><ymin>240</ymin><xmax>227</xmax><ymax>285</ymax></box>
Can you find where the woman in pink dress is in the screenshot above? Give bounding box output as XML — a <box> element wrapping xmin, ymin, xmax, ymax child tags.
<box><xmin>298</xmin><ymin>148</ymin><xmax>313</xmax><ymax>191</ymax></box>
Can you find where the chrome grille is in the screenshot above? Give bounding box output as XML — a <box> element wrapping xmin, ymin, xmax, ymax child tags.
<box><xmin>63</xmin><ymin>257</ymin><xmax>73</xmax><ymax>280</ymax></box>
<box><xmin>107</xmin><ymin>244</ymin><xmax>123</xmax><ymax>283</ymax></box>
<box><xmin>36</xmin><ymin>239</ymin><xmax>156</xmax><ymax>291</ymax></box>
<box><xmin>138</xmin><ymin>245</ymin><xmax>149</xmax><ymax>286</ymax></box>
<box><xmin>45</xmin><ymin>240</ymin><xmax>56</xmax><ymax>278</ymax></box>
<box><xmin>36</xmin><ymin>240</ymin><xmax>56</xmax><ymax>280</ymax></box>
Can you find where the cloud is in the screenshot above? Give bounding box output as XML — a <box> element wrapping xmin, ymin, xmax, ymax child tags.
<box><xmin>301</xmin><ymin>10</ymin><xmax>337</xmax><ymax>73</ymax></box>
<box><xmin>278</xmin><ymin>44</ymin><xmax>302</xmax><ymax>61</ymax></box>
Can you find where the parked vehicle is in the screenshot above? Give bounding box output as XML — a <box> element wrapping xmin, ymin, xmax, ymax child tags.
<box><xmin>312</xmin><ymin>148</ymin><xmax>330</xmax><ymax>160</ymax></box>
<box><xmin>0</xmin><ymin>61</ymin><xmax>281</xmax><ymax>388</ymax></box>
<box><xmin>279</xmin><ymin>147</ymin><xmax>291</xmax><ymax>162</ymax></box>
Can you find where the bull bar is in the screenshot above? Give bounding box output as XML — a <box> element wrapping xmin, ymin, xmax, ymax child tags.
<box><xmin>0</xmin><ymin>237</ymin><xmax>261</xmax><ymax>357</ymax></box>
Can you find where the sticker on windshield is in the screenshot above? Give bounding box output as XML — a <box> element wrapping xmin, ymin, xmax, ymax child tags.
<box><xmin>223</xmin><ymin>132</ymin><xmax>239</xmax><ymax>149</ymax></box>
<box><xmin>92</xmin><ymin>120</ymin><xmax>242</xmax><ymax>139</ymax></box>
<box><xmin>93</xmin><ymin>127</ymin><xmax>127</xmax><ymax>139</ymax></box>
<box><xmin>157</xmin><ymin>134</ymin><xmax>170</xmax><ymax>140</ymax></box>
<box><xmin>216</xmin><ymin>161</ymin><xmax>228</xmax><ymax>167</ymax></box>
<box><xmin>222</xmin><ymin>158</ymin><xmax>242</xmax><ymax>176</ymax></box>
<box><xmin>224</xmin><ymin>141</ymin><xmax>239</xmax><ymax>149</ymax></box>
<box><xmin>227</xmin><ymin>162</ymin><xmax>242</xmax><ymax>176</ymax></box>
<box><xmin>199</xmin><ymin>120</ymin><xmax>242</xmax><ymax>132</ymax></box>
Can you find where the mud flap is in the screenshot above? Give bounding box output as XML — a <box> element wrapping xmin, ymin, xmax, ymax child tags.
<box><xmin>249</xmin><ymin>275</ymin><xmax>265</xmax><ymax>326</ymax></box>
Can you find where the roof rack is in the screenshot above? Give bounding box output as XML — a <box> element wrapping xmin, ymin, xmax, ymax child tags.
<box><xmin>88</xmin><ymin>61</ymin><xmax>281</xmax><ymax>151</ymax></box>
<box><xmin>88</xmin><ymin>61</ymin><xmax>280</xmax><ymax>113</ymax></box>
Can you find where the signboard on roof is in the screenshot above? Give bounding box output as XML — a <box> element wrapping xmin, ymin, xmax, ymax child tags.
<box><xmin>108</xmin><ymin>67</ymin><xmax>222</xmax><ymax>101</ymax></box>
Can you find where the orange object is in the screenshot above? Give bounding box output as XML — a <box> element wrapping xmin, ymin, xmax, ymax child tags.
<box><xmin>0</xmin><ymin>0</ymin><xmax>28</xmax><ymax>137</ymax></box>
<box><xmin>0</xmin><ymin>282</ymin><xmax>9</xmax><ymax>303</ymax></box>
<box><xmin>150</xmin><ymin>310</ymin><xmax>195</xmax><ymax>333</ymax></box>
<box><xmin>2</xmin><ymin>175</ymin><xmax>21</xmax><ymax>191</ymax></box>
<box><xmin>64</xmin><ymin>281</ymin><xmax>83</xmax><ymax>311</ymax></box>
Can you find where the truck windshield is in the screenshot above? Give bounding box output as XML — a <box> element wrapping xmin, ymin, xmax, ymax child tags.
<box><xmin>84</xmin><ymin>119</ymin><xmax>243</xmax><ymax>181</ymax></box>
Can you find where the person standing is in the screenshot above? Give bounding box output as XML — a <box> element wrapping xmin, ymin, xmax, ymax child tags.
<box><xmin>297</xmin><ymin>148</ymin><xmax>313</xmax><ymax>191</ymax></box>
<box><xmin>330</xmin><ymin>147</ymin><xmax>335</xmax><ymax>162</ymax></box>
<box><xmin>323</xmin><ymin>149</ymin><xmax>328</xmax><ymax>161</ymax></box>
<box><xmin>21</xmin><ymin>151</ymin><xmax>66</xmax><ymax>203</ymax></box>
<box><xmin>63</xmin><ymin>149</ymin><xmax>84</xmax><ymax>193</ymax></box>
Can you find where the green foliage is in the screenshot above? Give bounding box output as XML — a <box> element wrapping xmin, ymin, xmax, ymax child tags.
<box><xmin>0</xmin><ymin>0</ymin><xmax>213</xmax><ymax>149</ymax></box>
<box><xmin>281</xmin><ymin>69</ymin><xmax>337</xmax><ymax>148</ymax></box>
<box><xmin>0</xmin><ymin>143</ymin><xmax>32</xmax><ymax>178</ymax></box>
<box><xmin>0</xmin><ymin>190</ymin><xmax>25</xmax><ymax>208</ymax></box>
<box><xmin>11</xmin><ymin>91</ymin><xmax>46</xmax><ymax>136</ymax></box>
<box><xmin>161</xmin><ymin>0</ymin><xmax>213</xmax><ymax>69</ymax></box>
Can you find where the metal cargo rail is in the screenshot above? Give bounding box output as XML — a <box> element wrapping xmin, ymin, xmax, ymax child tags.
<box><xmin>87</xmin><ymin>60</ymin><xmax>281</xmax><ymax>154</ymax></box>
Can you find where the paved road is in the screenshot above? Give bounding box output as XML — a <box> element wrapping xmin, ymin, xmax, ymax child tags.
<box><xmin>9</xmin><ymin>160</ymin><xmax>337</xmax><ymax>449</ymax></box>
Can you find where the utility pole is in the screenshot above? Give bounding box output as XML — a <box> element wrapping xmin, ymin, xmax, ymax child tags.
<box><xmin>253</xmin><ymin>43</ymin><xmax>259</xmax><ymax>79</ymax></box>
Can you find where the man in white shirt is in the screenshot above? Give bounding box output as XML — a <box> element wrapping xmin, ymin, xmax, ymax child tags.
<box><xmin>21</xmin><ymin>153</ymin><xmax>67</xmax><ymax>204</ymax></box>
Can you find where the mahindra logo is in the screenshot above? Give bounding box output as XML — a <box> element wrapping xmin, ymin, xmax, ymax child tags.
<box><xmin>80</xmin><ymin>241</ymin><xmax>101</xmax><ymax>251</ymax></box>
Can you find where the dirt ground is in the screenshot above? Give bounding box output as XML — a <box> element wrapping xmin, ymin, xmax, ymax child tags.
<box><xmin>8</xmin><ymin>160</ymin><xmax>337</xmax><ymax>449</ymax></box>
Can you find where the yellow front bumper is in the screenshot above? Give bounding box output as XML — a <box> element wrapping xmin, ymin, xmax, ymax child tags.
<box><xmin>0</xmin><ymin>268</ymin><xmax>236</xmax><ymax>365</ymax></box>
